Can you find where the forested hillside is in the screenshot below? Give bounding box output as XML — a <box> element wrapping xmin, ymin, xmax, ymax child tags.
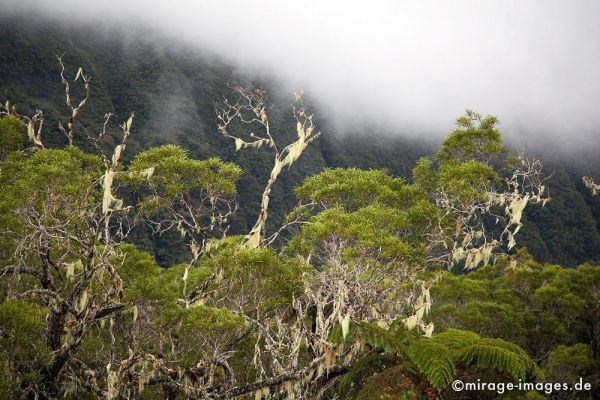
<box><xmin>2</xmin><ymin>13</ymin><xmax>600</xmax><ymax>400</ymax></box>
<box><xmin>1</xmin><ymin>16</ymin><xmax>599</xmax><ymax>267</ymax></box>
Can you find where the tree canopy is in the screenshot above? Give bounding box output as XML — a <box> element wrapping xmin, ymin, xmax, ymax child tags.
<box><xmin>0</xmin><ymin>60</ymin><xmax>596</xmax><ymax>400</ymax></box>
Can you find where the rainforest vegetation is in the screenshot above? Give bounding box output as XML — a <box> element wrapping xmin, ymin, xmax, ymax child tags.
<box><xmin>1</xmin><ymin>17</ymin><xmax>599</xmax><ymax>400</ymax></box>
<box><xmin>1</xmin><ymin>19</ymin><xmax>599</xmax><ymax>269</ymax></box>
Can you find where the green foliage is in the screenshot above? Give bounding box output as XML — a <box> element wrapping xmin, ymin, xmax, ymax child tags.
<box><xmin>2</xmin><ymin>18</ymin><xmax>600</xmax><ymax>267</ymax></box>
<box><xmin>435</xmin><ymin>161</ymin><xmax>500</xmax><ymax>204</ymax></box>
<box><xmin>0</xmin><ymin>146</ymin><xmax>104</xmax><ymax>258</ymax></box>
<box><xmin>0</xmin><ymin>146</ymin><xmax>103</xmax><ymax>208</ymax></box>
<box><xmin>158</xmin><ymin>303</ymin><xmax>245</xmax><ymax>337</ymax></box>
<box><xmin>336</xmin><ymin>322</ymin><xmax>538</xmax><ymax>396</ymax></box>
<box><xmin>129</xmin><ymin>144</ymin><xmax>242</xmax><ymax>201</ymax></box>
<box><xmin>429</xmin><ymin>255</ymin><xmax>600</xmax><ymax>363</ymax></box>
<box><xmin>430</xmin><ymin>328</ymin><xmax>480</xmax><ymax>350</ymax></box>
<box><xmin>456</xmin><ymin>338</ymin><xmax>534</xmax><ymax>381</ymax></box>
<box><xmin>288</xmin><ymin>112</ymin><xmax>519</xmax><ymax>278</ymax></box>
<box><xmin>412</xmin><ymin>111</ymin><xmax>506</xmax><ymax>213</ymax></box>
<box><xmin>153</xmin><ymin>304</ymin><xmax>246</xmax><ymax>369</ymax></box>
<box><xmin>427</xmin><ymin>331</ymin><xmax>538</xmax><ymax>389</ymax></box>
<box><xmin>295</xmin><ymin>168</ymin><xmax>412</xmax><ymax>211</ymax></box>
<box><xmin>0</xmin><ymin>300</ymin><xmax>52</xmax><ymax>396</ymax></box>
<box><xmin>412</xmin><ymin>157</ymin><xmax>435</xmax><ymax>192</ymax></box>
<box><xmin>331</xmin><ymin>321</ymin><xmax>413</xmax><ymax>355</ymax></box>
<box><xmin>0</xmin><ymin>141</ymin><xmax>246</xmax><ymax>397</ymax></box>
<box><xmin>407</xmin><ymin>338</ymin><xmax>456</xmax><ymax>390</ymax></box>
<box><xmin>179</xmin><ymin>305</ymin><xmax>245</xmax><ymax>334</ymax></box>
<box><xmin>436</xmin><ymin>110</ymin><xmax>505</xmax><ymax>164</ymax></box>
<box><xmin>0</xmin><ymin>115</ymin><xmax>24</xmax><ymax>159</ymax></box>
<box><xmin>545</xmin><ymin>344</ymin><xmax>595</xmax><ymax>383</ymax></box>
<box><xmin>115</xmin><ymin>244</ymin><xmax>167</xmax><ymax>301</ymax></box>
<box><xmin>288</xmin><ymin>167</ymin><xmax>443</xmax><ymax>271</ymax></box>
<box><xmin>125</xmin><ymin>145</ymin><xmax>242</xmax><ymax>226</ymax></box>
<box><xmin>0</xmin><ymin>299</ymin><xmax>50</xmax><ymax>358</ymax></box>
<box><xmin>201</xmin><ymin>238</ymin><xmax>308</xmax><ymax>311</ymax></box>
<box><xmin>144</xmin><ymin>263</ymin><xmax>212</xmax><ymax>302</ymax></box>
<box><xmin>0</xmin><ymin>22</ymin><xmax>598</xmax><ymax>397</ymax></box>
<box><xmin>117</xmin><ymin>244</ymin><xmax>161</xmax><ymax>284</ymax></box>
<box><xmin>287</xmin><ymin>205</ymin><xmax>432</xmax><ymax>265</ymax></box>
<box><xmin>408</xmin><ymin>111</ymin><xmax>512</xmax><ymax>224</ymax></box>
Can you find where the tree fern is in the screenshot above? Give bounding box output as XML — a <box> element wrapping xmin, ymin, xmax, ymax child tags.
<box><xmin>332</xmin><ymin>322</ymin><xmax>540</xmax><ymax>397</ymax></box>
<box><xmin>430</xmin><ymin>328</ymin><xmax>480</xmax><ymax>350</ymax></box>
<box><xmin>330</xmin><ymin>321</ymin><xmax>411</xmax><ymax>355</ymax></box>
<box><xmin>407</xmin><ymin>339</ymin><xmax>456</xmax><ymax>390</ymax></box>
<box><xmin>457</xmin><ymin>343</ymin><xmax>528</xmax><ymax>380</ymax></box>
<box><xmin>458</xmin><ymin>338</ymin><xmax>541</xmax><ymax>379</ymax></box>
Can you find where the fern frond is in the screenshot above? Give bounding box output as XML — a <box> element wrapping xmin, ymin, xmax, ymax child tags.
<box><xmin>407</xmin><ymin>339</ymin><xmax>456</xmax><ymax>390</ymax></box>
<box><xmin>476</xmin><ymin>338</ymin><xmax>541</xmax><ymax>377</ymax></box>
<box><xmin>456</xmin><ymin>343</ymin><xmax>527</xmax><ymax>380</ymax></box>
<box><xmin>356</xmin><ymin>322</ymin><xmax>404</xmax><ymax>354</ymax></box>
<box><xmin>331</xmin><ymin>321</ymin><xmax>412</xmax><ymax>355</ymax></box>
<box><xmin>431</xmin><ymin>328</ymin><xmax>480</xmax><ymax>350</ymax></box>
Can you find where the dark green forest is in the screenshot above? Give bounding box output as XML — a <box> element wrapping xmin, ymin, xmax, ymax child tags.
<box><xmin>1</xmin><ymin>17</ymin><xmax>599</xmax><ymax>267</ymax></box>
<box><xmin>0</xmin><ymin>15</ymin><xmax>599</xmax><ymax>400</ymax></box>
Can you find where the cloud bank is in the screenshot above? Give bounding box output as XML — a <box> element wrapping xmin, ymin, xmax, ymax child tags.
<box><xmin>4</xmin><ymin>0</ymin><xmax>600</xmax><ymax>147</ymax></box>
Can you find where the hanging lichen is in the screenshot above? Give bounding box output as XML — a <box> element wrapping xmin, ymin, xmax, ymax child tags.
<box><xmin>403</xmin><ymin>282</ymin><xmax>433</xmax><ymax>336</ymax></box>
<box><xmin>106</xmin><ymin>365</ymin><xmax>118</xmax><ymax>400</ymax></box>
<box><xmin>507</xmin><ymin>194</ymin><xmax>529</xmax><ymax>228</ymax></box>
<box><xmin>583</xmin><ymin>176</ymin><xmax>600</xmax><ymax>196</ymax></box>
<box><xmin>341</xmin><ymin>314</ymin><xmax>351</xmax><ymax>339</ymax></box>
<box><xmin>101</xmin><ymin>169</ymin><xmax>125</xmax><ymax>214</ymax></box>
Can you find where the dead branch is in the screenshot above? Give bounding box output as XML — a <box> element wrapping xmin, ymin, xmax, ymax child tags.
<box><xmin>57</xmin><ymin>54</ymin><xmax>91</xmax><ymax>145</ymax></box>
<box><xmin>216</xmin><ymin>87</ymin><xmax>320</xmax><ymax>248</ymax></box>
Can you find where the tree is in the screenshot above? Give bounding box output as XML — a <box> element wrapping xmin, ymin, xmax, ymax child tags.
<box><xmin>0</xmin><ymin>58</ymin><xmax>550</xmax><ymax>400</ymax></box>
<box><xmin>0</xmin><ymin>115</ymin><xmax>24</xmax><ymax>160</ymax></box>
<box><xmin>206</xmin><ymin>110</ymin><xmax>549</xmax><ymax>398</ymax></box>
<box><xmin>431</xmin><ymin>254</ymin><xmax>600</xmax><ymax>353</ymax></box>
<box><xmin>0</xmin><ymin>62</ymin><xmax>243</xmax><ymax>398</ymax></box>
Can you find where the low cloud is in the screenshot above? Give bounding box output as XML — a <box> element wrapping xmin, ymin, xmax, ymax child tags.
<box><xmin>4</xmin><ymin>0</ymin><xmax>600</xmax><ymax>148</ymax></box>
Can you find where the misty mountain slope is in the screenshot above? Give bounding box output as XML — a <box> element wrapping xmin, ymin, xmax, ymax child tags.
<box><xmin>518</xmin><ymin>167</ymin><xmax>600</xmax><ymax>265</ymax></box>
<box><xmin>1</xmin><ymin>16</ymin><xmax>599</xmax><ymax>266</ymax></box>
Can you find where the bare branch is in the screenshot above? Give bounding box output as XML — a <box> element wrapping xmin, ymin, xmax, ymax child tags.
<box><xmin>216</xmin><ymin>87</ymin><xmax>320</xmax><ymax>248</ymax></box>
<box><xmin>57</xmin><ymin>55</ymin><xmax>91</xmax><ymax>145</ymax></box>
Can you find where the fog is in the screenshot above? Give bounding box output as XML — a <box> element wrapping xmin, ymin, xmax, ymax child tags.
<box><xmin>4</xmin><ymin>0</ymin><xmax>600</xmax><ymax>148</ymax></box>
